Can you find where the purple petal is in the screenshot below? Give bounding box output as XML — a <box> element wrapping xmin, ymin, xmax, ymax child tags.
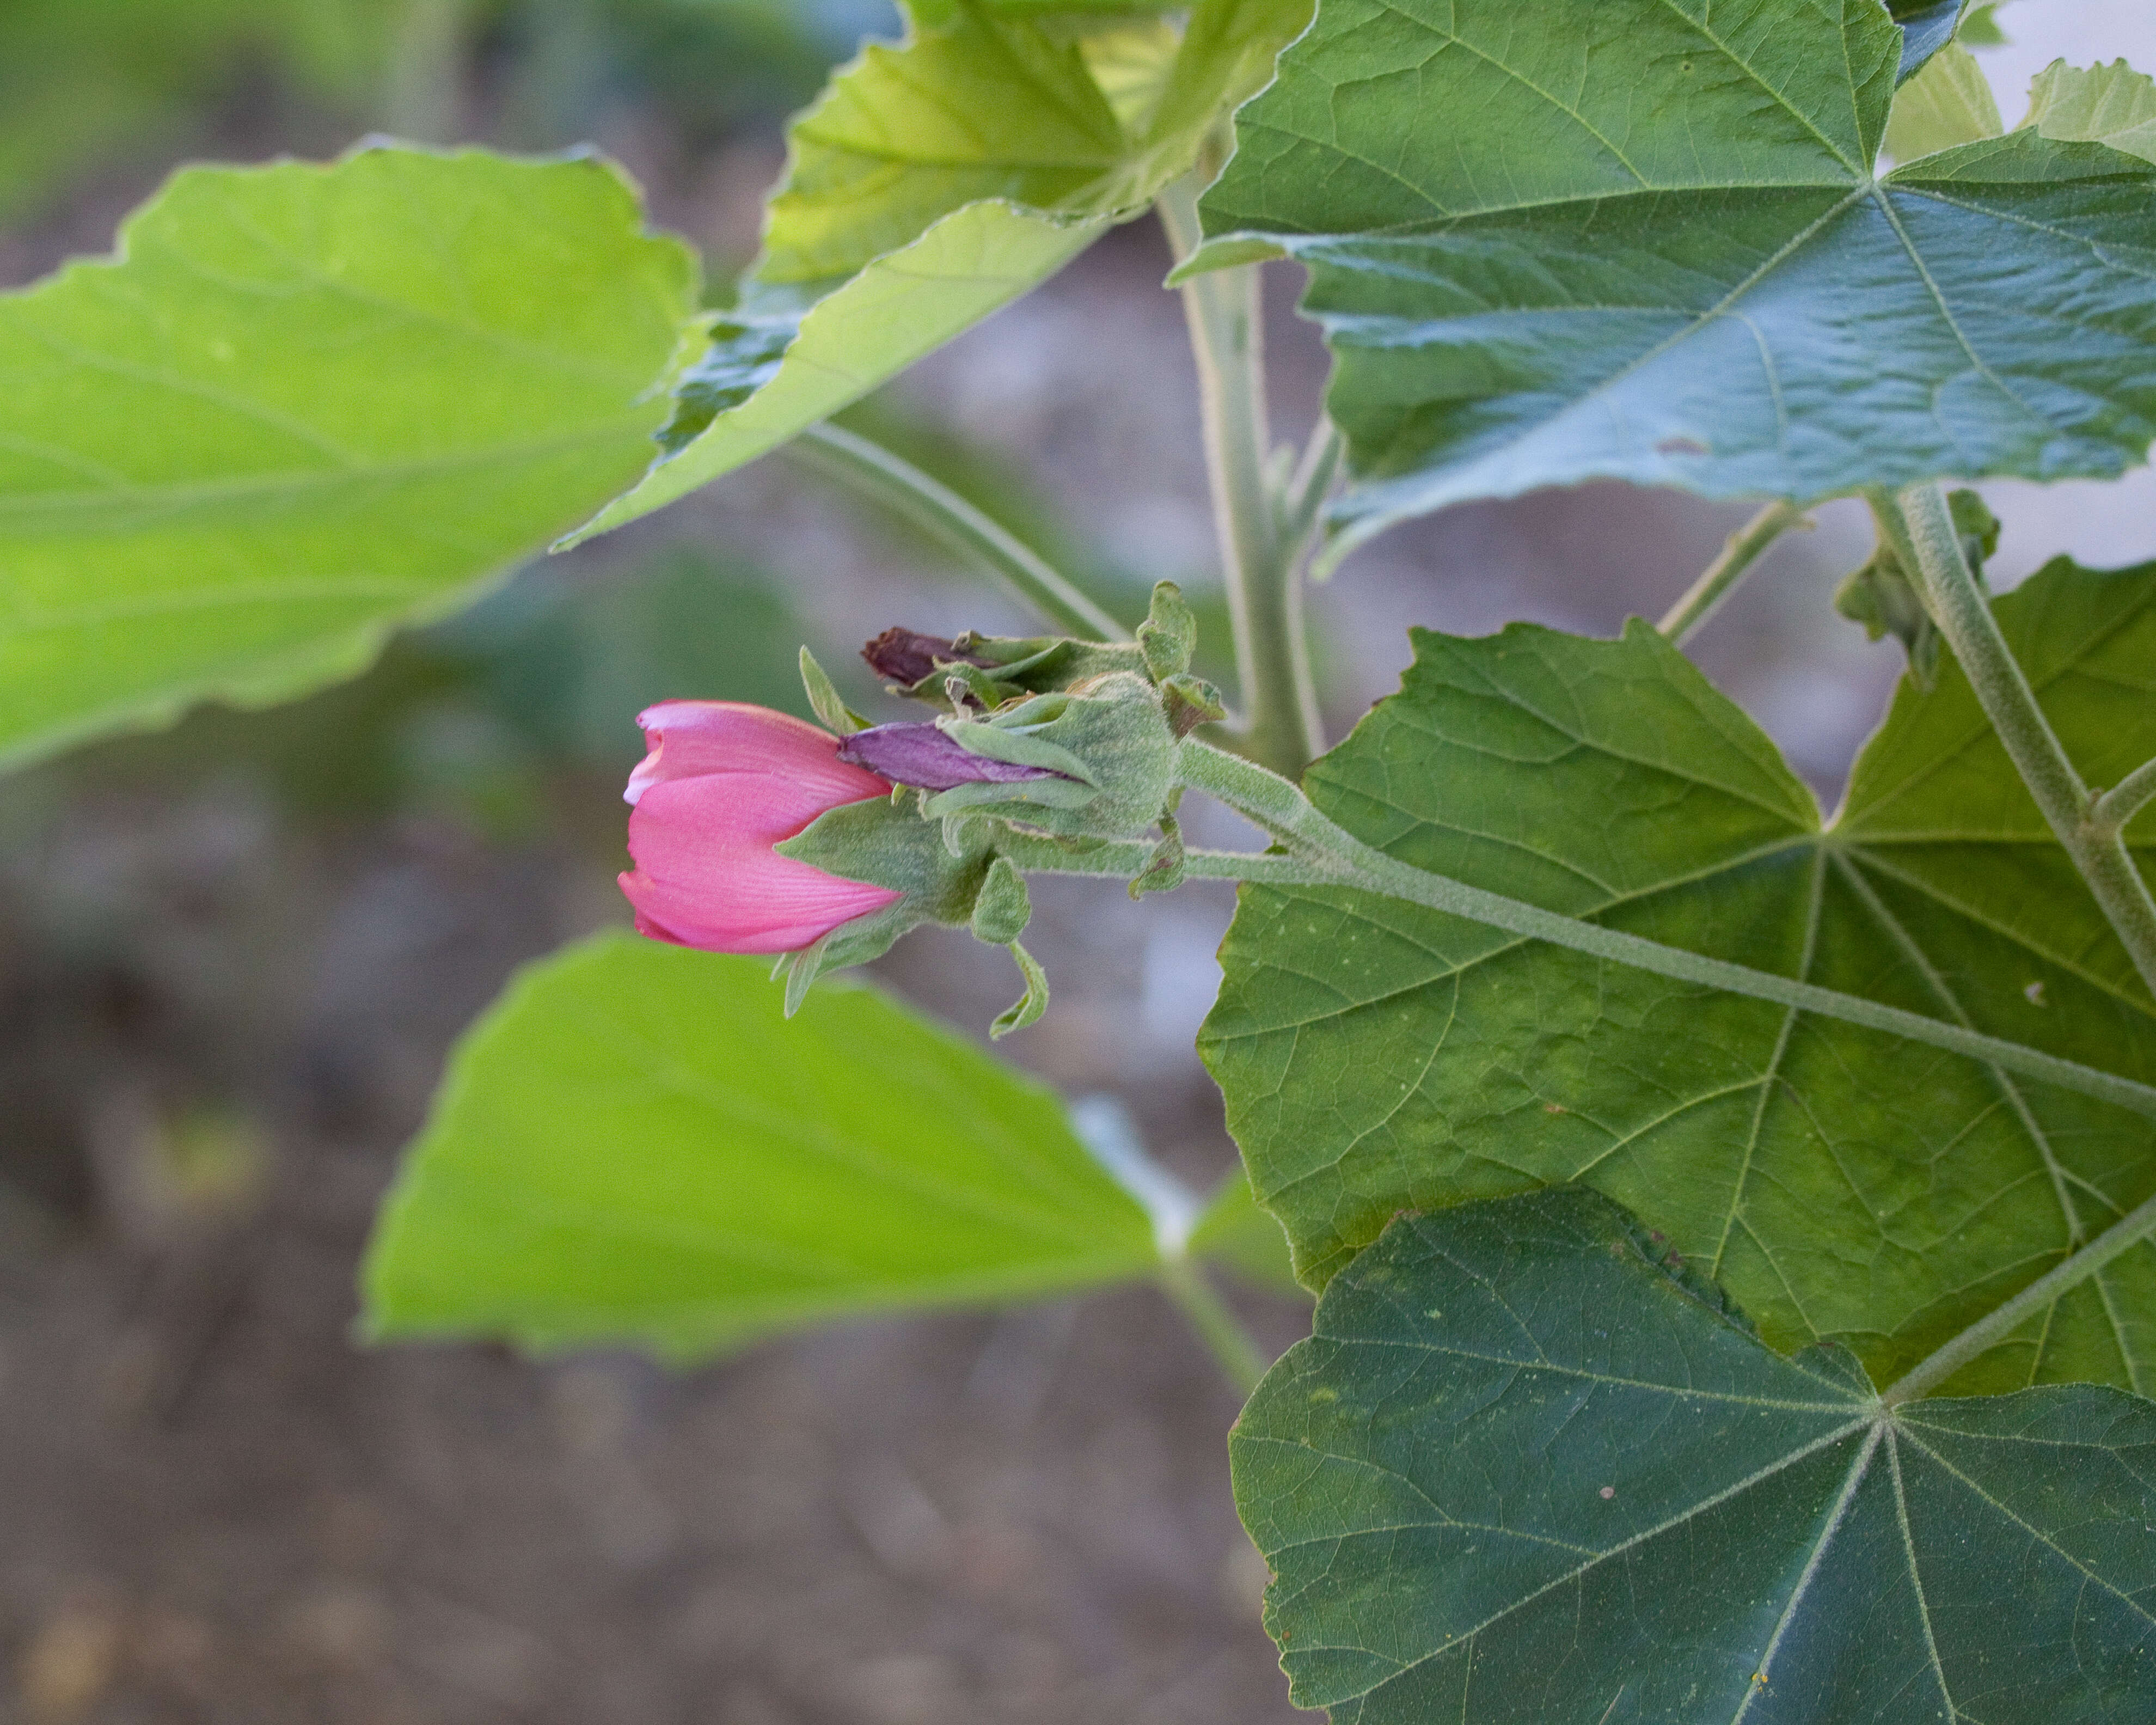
<box><xmin>837</xmin><ymin>723</ymin><xmax>1056</xmax><ymax>791</ymax></box>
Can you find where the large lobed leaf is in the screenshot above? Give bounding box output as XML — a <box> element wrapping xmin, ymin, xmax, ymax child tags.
<box><xmin>365</xmin><ymin>933</ymin><xmax>1288</xmax><ymax>1357</ymax></box>
<box><xmin>1234</xmin><ymin>1187</ymin><xmax>2156</xmax><ymax>1724</ymax></box>
<box><xmin>1201</xmin><ymin>557</ymin><xmax>2156</xmax><ymax>1391</ymax></box>
<box><xmin>0</xmin><ymin>145</ymin><xmax>696</xmax><ymax>772</ymax></box>
<box><xmin>1190</xmin><ymin>0</ymin><xmax>2156</xmax><ymax>564</ymax></box>
<box><xmin>572</xmin><ymin>0</ymin><xmax>1310</xmax><ymax>543</ymax></box>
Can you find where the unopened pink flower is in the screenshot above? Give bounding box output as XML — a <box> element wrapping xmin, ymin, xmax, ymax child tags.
<box><xmin>619</xmin><ymin>701</ymin><xmax>901</xmax><ymax>955</ymax></box>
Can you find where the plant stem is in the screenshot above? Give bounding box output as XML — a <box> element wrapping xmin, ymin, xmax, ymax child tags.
<box><xmin>1658</xmin><ymin>500</ymin><xmax>1808</xmax><ymax>645</ymax></box>
<box><xmin>1882</xmin><ymin>1185</ymin><xmax>2156</xmax><ymax>1404</ymax></box>
<box><xmin>1876</xmin><ymin>482</ymin><xmax>2156</xmax><ymax>998</ymax></box>
<box><xmin>1156</xmin><ymin>1256</ymin><xmax>1269</xmax><ymax>1396</ymax></box>
<box><xmin>989</xmin><ymin>766</ymin><xmax>2156</xmax><ymax>1123</ymax></box>
<box><xmin>385</xmin><ymin>0</ymin><xmax>468</xmax><ymax>141</ymax></box>
<box><xmin>792</xmin><ymin>423</ymin><xmax>1127</xmax><ymax>642</ymax></box>
<box><xmin>2094</xmin><ymin>756</ymin><xmax>2156</xmax><ymax>838</ymax></box>
<box><xmin>1158</xmin><ymin>180</ymin><xmax>1324</xmax><ymax>778</ymax></box>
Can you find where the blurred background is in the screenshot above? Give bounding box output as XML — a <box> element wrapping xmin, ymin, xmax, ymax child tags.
<box><xmin>1</xmin><ymin>3</ymin><xmax>2153</xmax><ymax>1721</ymax></box>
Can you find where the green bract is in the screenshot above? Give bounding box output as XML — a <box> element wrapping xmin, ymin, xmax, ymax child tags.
<box><xmin>1189</xmin><ymin>0</ymin><xmax>2156</xmax><ymax>564</ymax></box>
<box><xmin>0</xmin><ymin>145</ymin><xmax>695</xmax><ymax>770</ymax></box>
<box><xmin>1235</xmin><ymin>1188</ymin><xmax>2156</xmax><ymax>1725</ymax></box>
<box><xmin>572</xmin><ymin>0</ymin><xmax>1310</xmax><ymax>544</ymax></box>
<box><xmin>1202</xmin><ymin>558</ymin><xmax>2156</xmax><ymax>1390</ymax></box>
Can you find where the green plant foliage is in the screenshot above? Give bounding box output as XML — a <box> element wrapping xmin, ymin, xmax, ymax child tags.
<box><xmin>1886</xmin><ymin>41</ymin><xmax>2002</xmax><ymax>160</ymax></box>
<box><xmin>0</xmin><ymin>145</ymin><xmax>696</xmax><ymax>774</ymax></box>
<box><xmin>1188</xmin><ymin>1169</ymin><xmax>1303</xmax><ymax>1295</ymax></box>
<box><xmin>1201</xmin><ymin>558</ymin><xmax>2156</xmax><ymax>1391</ymax></box>
<box><xmin>1233</xmin><ymin>1186</ymin><xmax>2156</xmax><ymax>1725</ymax></box>
<box><xmin>571</xmin><ymin>0</ymin><xmax>1308</xmax><ymax>543</ymax></box>
<box><xmin>2025</xmin><ymin>58</ymin><xmax>2156</xmax><ymax>164</ymax></box>
<box><xmin>1889</xmin><ymin>0</ymin><xmax>1976</xmax><ymax>81</ymax></box>
<box><xmin>365</xmin><ymin>933</ymin><xmax>1260</xmax><ymax>1356</ymax></box>
<box><xmin>1190</xmin><ymin>0</ymin><xmax>2156</xmax><ymax>564</ymax></box>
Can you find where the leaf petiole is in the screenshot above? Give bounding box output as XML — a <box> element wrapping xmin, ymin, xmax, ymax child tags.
<box><xmin>1881</xmin><ymin>1184</ymin><xmax>2156</xmax><ymax>1404</ymax></box>
<box><xmin>789</xmin><ymin>422</ymin><xmax>1128</xmax><ymax>642</ymax></box>
<box><xmin>993</xmin><ymin>748</ymin><xmax>2156</xmax><ymax>1124</ymax></box>
<box><xmin>1873</xmin><ymin>482</ymin><xmax>2156</xmax><ymax>998</ymax></box>
<box><xmin>2093</xmin><ymin>756</ymin><xmax>2156</xmax><ymax>839</ymax></box>
<box><xmin>1658</xmin><ymin>500</ymin><xmax>1809</xmax><ymax>646</ymax></box>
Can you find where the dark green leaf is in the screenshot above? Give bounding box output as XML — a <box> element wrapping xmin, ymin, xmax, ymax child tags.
<box><xmin>1192</xmin><ymin>0</ymin><xmax>2156</xmax><ymax>564</ymax></box>
<box><xmin>1890</xmin><ymin>0</ymin><xmax>1973</xmax><ymax>82</ymax></box>
<box><xmin>0</xmin><ymin>146</ymin><xmax>696</xmax><ymax>771</ymax></box>
<box><xmin>1235</xmin><ymin>1186</ymin><xmax>2156</xmax><ymax>1725</ymax></box>
<box><xmin>1201</xmin><ymin>558</ymin><xmax>2156</xmax><ymax>1390</ymax></box>
<box><xmin>364</xmin><ymin>934</ymin><xmax>1160</xmax><ymax>1358</ymax></box>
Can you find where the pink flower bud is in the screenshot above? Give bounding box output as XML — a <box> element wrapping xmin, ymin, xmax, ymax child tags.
<box><xmin>619</xmin><ymin>701</ymin><xmax>902</xmax><ymax>955</ymax></box>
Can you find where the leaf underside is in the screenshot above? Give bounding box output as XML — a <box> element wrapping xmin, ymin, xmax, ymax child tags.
<box><xmin>1234</xmin><ymin>1188</ymin><xmax>2156</xmax><ymax>1725</ymax></box>
<box><xmin>1201</xmin><ymin>557</ymin><xmax>2156</xmax><ymax>1393</ymax></box>
<box><xmin>1195</xmin><ymin>0</ymin><xmax>2156</xmax><ymax>560</ymax></box>
<box><xmin>0</xmin><ymin>146</ymin><xmax>696</xmax><ymax>771</ymax></box>
<box><xmin>575</xmin><ymin>0</ymin><xmax>1309</xmax><ymax>543</ymax></box>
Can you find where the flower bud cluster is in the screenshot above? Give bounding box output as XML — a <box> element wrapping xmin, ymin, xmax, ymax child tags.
<box><xmin>616</xmin><ymin>583</ymin><xmax>1219</xmax><ymax>1025</ymax></box>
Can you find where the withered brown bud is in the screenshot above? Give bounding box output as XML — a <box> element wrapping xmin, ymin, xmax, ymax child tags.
<box><xmin>861</xmin><ymin>628</ymin><xmax>990</xmax><ymax>689</ymax></box>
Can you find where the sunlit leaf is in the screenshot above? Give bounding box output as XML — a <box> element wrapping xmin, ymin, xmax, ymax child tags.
<box><xmin>1200</xmin><ymin>558</ymin><xmax>2156</xmax><ymax>1391</ymax></box>
<box><xmin>574</xmin><ymin>0</ymin><xmax>1308</xmax><ymax>543</ymax></box>
<box><xmin>2025</xmin><ymin>57</ymin><xmax>2156</xmax><ymax>164</ymax></box>
<box><xmin>364</xmin><ymin>934</ymin><xmax>1166</xmax><ymax>1358</ymax></box>
<box><xmin>1191</xmin><ymin>0</ymin><xmax>2156</xmax><ymax>565</ymax></box>
<box><xmin>1235</xmin><ymin>1187</ymin><xmax>2156</xmax><ymax>1725</ymax></box>
<box><xmin>1886</xmin><ymin>41</ymin><xmax>2002</xmax><ymax>161</ymax></box>
<box><xmin>0</xmin><ymin>145</ymin><xmax>696</xmax><ymax>772</ymax></box>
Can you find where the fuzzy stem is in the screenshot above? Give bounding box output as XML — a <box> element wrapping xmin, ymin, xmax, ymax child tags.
<box><xmin>1876</xmin><ymin>482</ymin><xmax>2156</xmax><ymax>998</ymax></box>
<box><xmin>1156</xmin><ymin>1257</ymin><xmax>1269</xmax><ymax>1396</ymax></box>
<box><xmin>1158</xmin><ymin>180</ymin><xmax>1324</xmax><ymax>778</ymax></box>
<box><xmin>1882</xmin><ymin>1186</ymin><xmax>2156</xmax><ymax>1403</ymax></box>
<box><xmin>988</xmin><ymin>770</ymin><xmax>2156</xmax><ymax>1125</ymax></box>
<box><xmin>792</xmin><ymin>423</ymin><xmax>1127</xmax><ymax>642</ymax></box>
<box><xmin>1658</xmin><ymin>501</ymin><xmax>1809</xmax><ymax>645</ymax></box>
<box><xmin>2093</xmin><ymin>757</ymin><xmax>2156</xmax><ymax>839</ymax></box>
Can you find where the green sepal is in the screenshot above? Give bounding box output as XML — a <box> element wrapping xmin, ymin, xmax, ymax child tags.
<box><xmin>990</xmin><ymin>941</ymin><xmax>1050</xmax><ymax>1039</ymax></box>
<box><xmin>1136</xmin><ymin>580</ymin><xmax>1197</xmax><ymax>680</ymax></box>
<box><xmin>924</xmin><ymin>672</ymin><xmax>1178</xmax><ymax>840</ymax></box>
<box><xmin>1835</xmin><ymin>487</ymin><xmax>1999</xmax><ymax>685</ymax></box>
<box><xmin>1128</xmin><ymin>811</ymin><xmax>1186</xmax><ymax>898</ymax></box>
<box><xmin>1159</xmin><ymin>673</ymin><xmax>1227</xmax><ymax>737</ymax></box>
<box><xmin>885</xmin><ymin>632</ymin><xmax>1151</xmax><ymax>706</ymax></box>
<box><xmin>798</xmin><ymin>646</ymin><xmax>867</xmax><ymax>735</ymax></box>
<box><xmin>774</xmin><ymin>787</ymin><xmax>1000</xmax><ymax>995</ymax></box>
<box><xmin>970</xmin><ymin>856</ymin><xmax>1034</xmax><ymax>945</ymax></box>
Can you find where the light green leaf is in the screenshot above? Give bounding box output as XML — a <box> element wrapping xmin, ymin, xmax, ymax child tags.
<box><xmin>0</xmin><ymin>145</ymin><xmax>696</xmax><ymax>772</ymax></box>
<box><xmin>574</xmin><ymin>0</ymin><xmax>1309</xmax><ymax>545</ymax></box>
<box><xmin>1189</xmin><ymin>1169</ymin><xmax>1304</xmax><ymax>1295</ymax></box>
<box><xmin>1235</xmin><ymin>1187</ymin><xmax>2156</xmax><ymax>1725</ymax></box>
<box><xmin>364</xmin><ymin>933</ymin><xmax>1165</xmax><ymax>1359</ymax></box>
<box><xmin>1886</xmin><ymin>41</ymin><xmax>2003</xmax><ymax>160</ymax></box>
<box><xmin>1200</xmin><ymin>557</ymin><xmax>2156</xmax><ymax>1391</ymax></box>
<box><xmin>2025</xmin><ymin>57</ymin><xmax>2156</xmax><ymax>165</ymax></box>
<box><xmin>1191</xmin><ymin>0</ymin><xmax>2156</xmax><ymax>566</ymax></box>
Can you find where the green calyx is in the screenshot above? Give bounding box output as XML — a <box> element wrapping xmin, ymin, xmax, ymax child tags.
<box><xmin>928</xmin><ymin>670</ymin><xmax>1180</xmax><ymax>840</ymax></box>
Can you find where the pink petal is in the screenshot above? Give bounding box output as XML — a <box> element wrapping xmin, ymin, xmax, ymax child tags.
<box><xmin>624</xmin><ymin>701</ymin><xmax>889</xmax><ymax>808</ymax></box>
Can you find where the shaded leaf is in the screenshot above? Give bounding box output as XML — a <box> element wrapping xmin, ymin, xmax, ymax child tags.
<box><xmin>1889</xmin><ymin>0</ymin><xmax>1974</xmax><ymax>83</ymax></box>
<box><xmin>1235</xmin><ymin>1186</ymin><xmax>2156</xmax><ymax>1725</ymax></box>
<box><xmin>364</xmin><ymin>934</ymin><xmax>1163</xmax><ymax>1358</ymax></box>
<box><xmin>1191</xmin><ymin>0</ymin><xmax>2156</xmax><ymax>564</ymax></box>
<box><xmin>575</xmin><ymin>0</ymin><xmax>1308</xmax><ymax>542</ymax></box>
<box><xmin>1200</xmin><ymin>558</ymin><xmax>2156</xmax><ymax>1390</ymax></box>
<box><xmin>0</xmin><ymin>145</ymin><xmax>696</xmax><ymax>772</ymax></box>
